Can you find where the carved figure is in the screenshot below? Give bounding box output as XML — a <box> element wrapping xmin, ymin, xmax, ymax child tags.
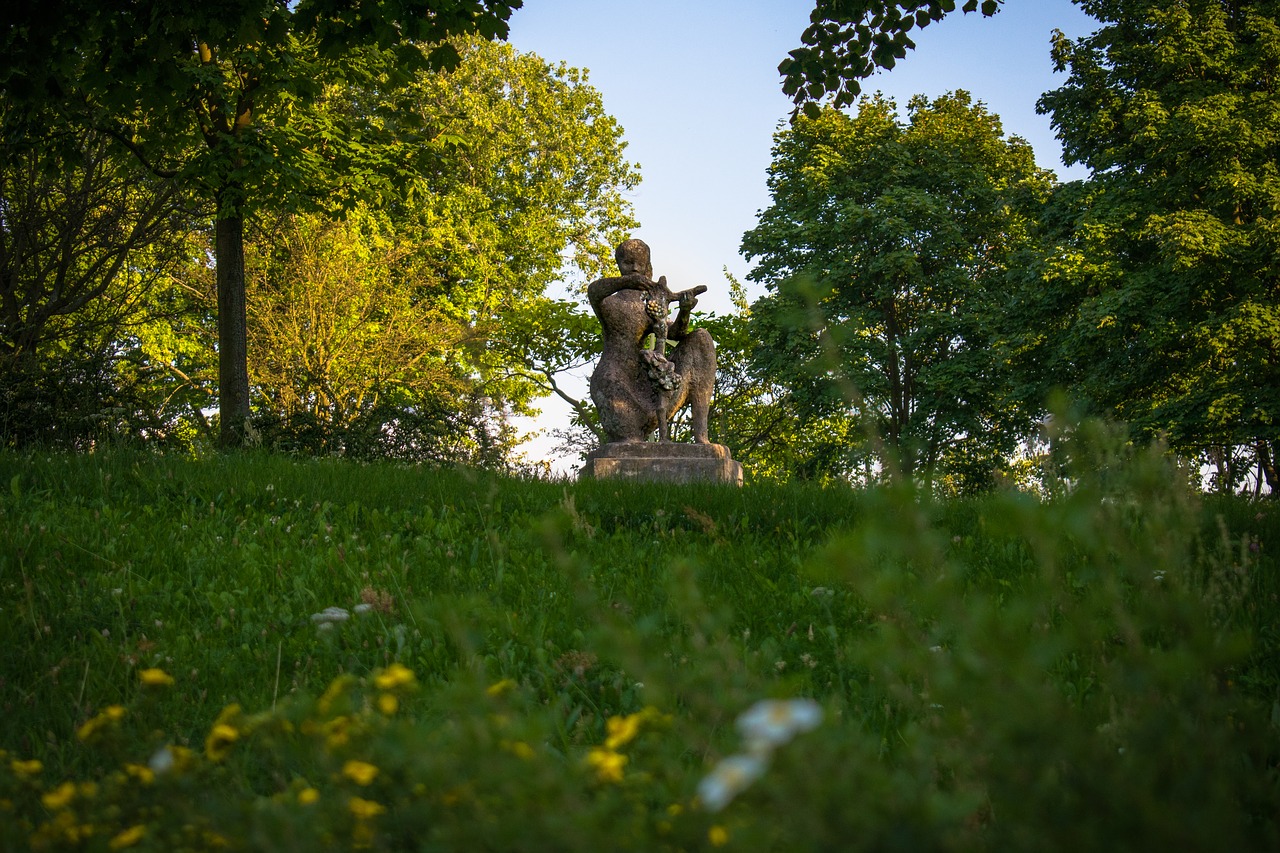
<box><xmin>588</xmin><ymin>239</ymin><xmax>715</xmax><ymax>444</ymax></box>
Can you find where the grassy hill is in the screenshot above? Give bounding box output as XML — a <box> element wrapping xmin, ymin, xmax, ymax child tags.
<box><xmin>1</xmin><ymin>446</ymin><xmax>1276</xmax><ymax>850</ymax></box>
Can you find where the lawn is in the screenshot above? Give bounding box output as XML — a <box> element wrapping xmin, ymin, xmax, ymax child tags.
<box><xmin>1</xmin><ymin>442</ymin><xmax>1276</xmax><ymax>850</ymax></box>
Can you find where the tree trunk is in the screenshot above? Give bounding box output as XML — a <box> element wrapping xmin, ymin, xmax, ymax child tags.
<box><xmin>216</xmin><ymin>210</ymin><xmax>251</xmax><ymax>448</ymax></box>
<box><xmin>1257</xmin><ymin>440</ymin><xmax>1280</xmax><ymax>498</ymax></box>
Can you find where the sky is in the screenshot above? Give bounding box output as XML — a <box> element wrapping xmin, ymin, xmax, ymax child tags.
<box><xmin>502</xmin><ymin>0</ymin><xmax>1101</xmax><ymax>472</ymax></box>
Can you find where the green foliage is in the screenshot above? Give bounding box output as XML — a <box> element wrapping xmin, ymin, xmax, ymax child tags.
<box><xmin>0</xmin><ymin>0</ymin><xmax>528</xmax><ymax>447</ymax></box>
<box><xmin>0</xmin><ymin>429</ymin><xmax>1277</xmax><ymax>849</ymax></box>
<box><xmin>1024</xmin><ymin>1</ymin><xmax>1280</xmax><ymax>487</ymax></box>
<box><xmin>744</xmin><ymin>94</ymin><xmax>1054</xmax><ymax>489</ymax></box>
<box><xmin>782</xmin><ymin>0</ymin><xmax>1005</xmax><ymax>115</ymax></box>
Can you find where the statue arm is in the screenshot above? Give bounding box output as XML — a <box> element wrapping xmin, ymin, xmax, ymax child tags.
<box><xmin>587</xmin><ymin>274</ymin><xmax>650</xmax><ymax>317</ymax></box>
<box><xmin>666</xmin><ymin>285</ymin><xmax>707</xmax><ymax>341</ymax></box>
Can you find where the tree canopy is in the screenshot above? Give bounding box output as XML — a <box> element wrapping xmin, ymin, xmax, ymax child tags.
<box><xmin>1019</xmin><ymin>0</ymin><xmax>1280</xmax><ymax>490</ymax></box>
<box><xmin>1</xmin><ymin>0</ymin><xmax>524</xmax><ymax>447</ymax></box>
<box><xmin>743</xmin><ymin>92</ymin><xmax>1052</xmax><ymax>489</ymax></box>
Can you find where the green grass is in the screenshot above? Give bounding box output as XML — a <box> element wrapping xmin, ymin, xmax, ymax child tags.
<box><xmin>1</xmin><ymin>446</ymin><xmax>1277</xmax><ymax>850</ymax></box>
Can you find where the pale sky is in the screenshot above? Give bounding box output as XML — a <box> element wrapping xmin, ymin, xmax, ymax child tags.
<box><xmin>503</xmin><ymin>0</ymin><xmax>1100</xmax><ymax>471</ymax></box>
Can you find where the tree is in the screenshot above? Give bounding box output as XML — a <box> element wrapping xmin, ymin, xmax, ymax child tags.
<box><xmin>783</xmin><ymin>0</ymin><xmax>1004</xmax><ymax>115</ymax></box>
<box><xmin>1</xmin><ymin>0</ymin><xmax>523</xmax><ymax>447</ymax></box>
<box><xmin>1025</xmin><ymin>0</ymin><xmax>1280</xmax><ymax>492</ymax></box>
<box><xmin>241</xmin><ymin>38</ymin><xmax>637</xmax><ymax>462</ymax></box>
<box><xmin>0</xmin><ymin>124</ymin><xmax>205</xmax><ymax>447</ymax></box>
<box><xmin>743</xmin><ymin>93</ymin><xmax>1053</xmax><ymax>489</ymax></box>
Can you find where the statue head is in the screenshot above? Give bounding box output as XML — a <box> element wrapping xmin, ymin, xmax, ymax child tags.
<box><xmin>615</xmin><ymin>239</ymin><xmax>653</xmax><ymax>279</ymax></box>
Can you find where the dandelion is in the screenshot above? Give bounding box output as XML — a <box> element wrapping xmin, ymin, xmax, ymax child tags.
<box><xmin>108</xmin><ymin>825</ymin><xmax>147</xmax><ymax>850</ymax></box>
<box><xmin>696</xmin><ymin>753</ymin><xmax>767</xmax><ymax>812</ymax></box>
<box><xmin>586</xmin><ymin>747</ymin><xmax>628</xmax><ymax>783</ymax></box>
<box><xmin>76</xmin><ymin>705</ymin><xmax>126</xmax><ymax>742</ymax></box>
<box><xmin>205</xmin><ymin>723</ymin><xmax>240</xmax><ymax>762</ymax></box>
<box><xmin>122</xmin><ymin>763</ymin><xmax>154</xmax><ymax>785</ymax></box>
<box><xmin>709</xmin><ymin>825</ymin><xmax>730</xmax><ymax>846</ymax></box>
<box><xmin>298</xmin><ymin>788</ymin><xmax>320</xmax><ymax>805</ymax></box>
<box><xmin>736</xmin><ymin>698</ymin><xmax>822</xmax><ymax>752</ymax></box>
<box><xmin>486</xmin><ymin>678</ymin><xmax>518</xmax><ymax>698</ymax></box>
<box><xmin>373</xmin><ymin>662</ymin><xmax>416</xmax><ymax>691</ymax></box>
<box><xmin>348</xmin><ymin>796</ymin><xmax>386</xmax><ymax>820</ymax></box>
<box><xmin>42</xmin><ymin>781</ymin><xmax>77</xmax><ymax>810</ymax></box>
<box><xmin>343</xmin><ymin>760</ymin><xmax>379</xmax><ymax>786</ymax></box>
<box><xmin>138</xmin><ymin>668</ymin><xmax>174</xmax><ymax>687</ymax></box>
<box><xmin>604</xmin><ymin>713</ymin><xmax>643</xmax><ymax>750</ymax></box>
<box><xmin>10</xmin><ymin>758</ymin><xmax>42</xmax><ymax>780</ymax></box>
<box><xmin>377</xmin><ymin>693</ymin><xmax>399</xmax><ymax>716</ymax></box>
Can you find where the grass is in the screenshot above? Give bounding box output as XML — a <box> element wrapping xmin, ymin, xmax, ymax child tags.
<box><xmin>1</xmin><ymin>442</ymin><xmax>1277</xmax><ymax>850</ymax></box>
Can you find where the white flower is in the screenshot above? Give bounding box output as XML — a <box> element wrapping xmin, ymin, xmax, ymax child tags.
<box><xmin>353</xmin><ymin>603</ymin><xmax>374</xmax><ymax>615</ymax></box>
<box><xmin>310</xmin><ymin>607</ymin><xmax>350</xmax><ymax>624</ymax></box>
<box><xmin>736</xmin><ymin>698</ymin><xmax>823</xmax><ymax>752</ymax></box>
<box><xmin>696</xmin><ymin>753</ymin><xmax>768</xmax><ymax>812</ymax></box>
<box><xmin>148</xmin><ymin>747</ymin><xmax>175</xmax><ymax>775</ymax></box>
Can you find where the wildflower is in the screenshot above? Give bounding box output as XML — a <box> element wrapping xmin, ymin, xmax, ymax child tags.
<box><xmin>586</xmin><ymin>747</ymin><xmax>628</xmax><ymax>783</ymax></box>
<box><xmin>373</xmin><ymin>663</ymin><xmax>416</xmax><ymax>691</ymax></box>
<box><xmin>736</xmin><ymin>698</ymin><xmax>822</xmax><ymax>752</ymax></box>
<box><xmin>10</xmin><ymin>758</ymin><xmax>42</xmax><ymax>780</ymax></box>
<box><xmin>311</xmin><ymin>607</ymin><xmax>350</xmax><ymax>625</ymax></box>
<box><xmin>205</xmin><ymin>723</ymin><xmax>240</xmax><ymax>762</ymax></box>
<box><xmin>604</xmin><ymin>713</ymin><xmax>643</xmax><ymax>750</ymax></box>
<box><xmin>696</xmin><ymin>753</ymin><xmax>767</xmax><ymax>812</ymax></box>
<box><xmin>486</xmin><ymin>678</ymin><xmax>518</xmax><ymax>698</ymax></box>
<box><xmin>298</xmin><ymin>788</ymin><xmax>320</xmax><ymax>805</ymax></box>
<box><xmin>148</xmin><ymin>745</ymin><xmax>193</xmax><ymax>776</ymax></box>
<box><xmin>108</xmin><ymin>825</ymin><xmax>147</xmax><ymax>850</ymax></box>
<box><xmin>41</xmin><ymin>782</ymin><xmax>77</xmax><ymax>811</ymax></box>
<box><xmin>76</xmin><ymin>705</ymin><xmax>126</xmax><ymax>742</ymax></box>
<box><xmin>709</xmin><ymin>825</ymin><xmax>730</xmax><ymax>846</ymax></box>
<box><xmin>377</xmin><ymin>693</ymin><xmax>399</xmax><ymax>716</ymax></box>
<box><xmin>138</xmin><ymin>668</ymin><xmax>174</xmax><ymax>687</ymax></box>
<box><xmin>122</xmin><ymin>764</ymin><xmax>154</xmax><ymax>785</ymax></box>
<box><xmin>501</xmin><ymin>740</ymin><xmax>536</xmax><ymax>760</ymax></box>
<box><xmin>318</xmin><ymin>675</ymin><xmax>357</xmax><ymax>715</ymax></box>
<box><xmin>348</xmin><ymin>796</ymin><xmax>386</xmax><ymax>820</ymax></box>
<box><xmin>343</xmin><ymin>760</ymin><xmax>379</xmax><ymax>786</ymax></box>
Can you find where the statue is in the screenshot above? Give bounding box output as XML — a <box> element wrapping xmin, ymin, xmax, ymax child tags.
<box><xmin>587</xmin><ymin>239</ymin><xmax>716</xmax><ymax>444</ymax></box>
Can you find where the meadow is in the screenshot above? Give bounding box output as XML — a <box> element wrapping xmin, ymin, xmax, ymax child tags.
<box><xmin>1</xmin><ymin>431</ymin><xmax>1277</xmax><ymax>851</ymax></box>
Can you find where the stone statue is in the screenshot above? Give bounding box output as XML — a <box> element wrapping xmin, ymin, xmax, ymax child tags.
<box><xmin>587</xmin><ymin>238</ymin><xmax>716</xmax><ymax>444</ymax></box>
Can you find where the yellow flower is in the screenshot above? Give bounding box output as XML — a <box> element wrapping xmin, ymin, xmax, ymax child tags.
<box><xmin>709</xmin><ymin>824</ymin><xmax>730</xmax><ymax>846</ymax></box>
<box><xmin>586</xmin><ymin>747</ymin><xmax>627</xmax><ymax>783</ymax></box>
<box><xmin>42</xmin><ymin>781</ymin><xmax>77</xmax><ymax>811</ymax></box>
<box><xmin>604</xmin><ymin>713</ymin><xmax>642</xmax><ymax>750</ymax></box>
<box><xmin>486</xmin><ymin>678</ymin><xmax>518</xmax><ymax>698</ymax></box>
<box><xmin>342</xmin><ymin>760</ymin><xmax>379</xmax><ymax>786</ymax></box>
<box><xmin>10</xmin><ymin>758</ymin><xmax>43</xmax><ymax>779</ymax></box>
<box><xmin>501</xmin><ymin>740</ymin><xmax>536</xmax><ymax>760</ymax></box>
<box><xmin>205</xmin><ymin>723</ymin><xmax>240</xmax><ymax>762</ymax></box>
<box><xmin>137</xmin><ymin>668</ymin><xmax>174</xmax><ymax>687</ymax></box>
<box><xmin>373</xmin><ymin>663</ymin><xmax>416</xmax><ymax>691</ymax></box>
<box><xmin>298</xmin><ymin>788</ymin><xmax>320</xmax><ymax>805</ymax></box>
<box><xmin>377</xmin><ymin>693</ymin><xmax>399</xmax><ymax>716</ymax></box>
<box><xmin>108</xmin><ymin>824</ymin><xmax>147</xmax><ymax>850</ymax></box>
<box><xmin>122</xmin><ymin>764</ymin><xmax>154</xmax><ymax>786</ymax></box>
<box><xmin>348</xmin><ymin>796</ymin><xmax>386</xmax><ymax>820</ymax></box>
<box><xmin>318</xmin><ymin>674</ymin><xmax>357</xmax><ymax>715</ymax></box>
<box><xmin>76</xmin><ymin>705</ymin><xmax>126</xmax><ymax>741</ymax></box>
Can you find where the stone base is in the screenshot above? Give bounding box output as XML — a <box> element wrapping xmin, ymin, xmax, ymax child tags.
<box><xmin>580</xmin><ymin>442</ymin><xmax>743</xmax><ymax>486</ymax></box>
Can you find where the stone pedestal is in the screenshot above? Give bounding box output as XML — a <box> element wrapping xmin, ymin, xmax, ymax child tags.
<box><xmin>581</xmin><ymin>442</ymin><xmax>743</xmax><ymax>486</ymax></box>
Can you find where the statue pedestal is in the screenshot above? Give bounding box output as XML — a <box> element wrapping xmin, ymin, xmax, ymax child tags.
<box><xmin>581</xmin><ymin>442</ymin><xmax>743</xmax><ymax>486</ymax></box>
